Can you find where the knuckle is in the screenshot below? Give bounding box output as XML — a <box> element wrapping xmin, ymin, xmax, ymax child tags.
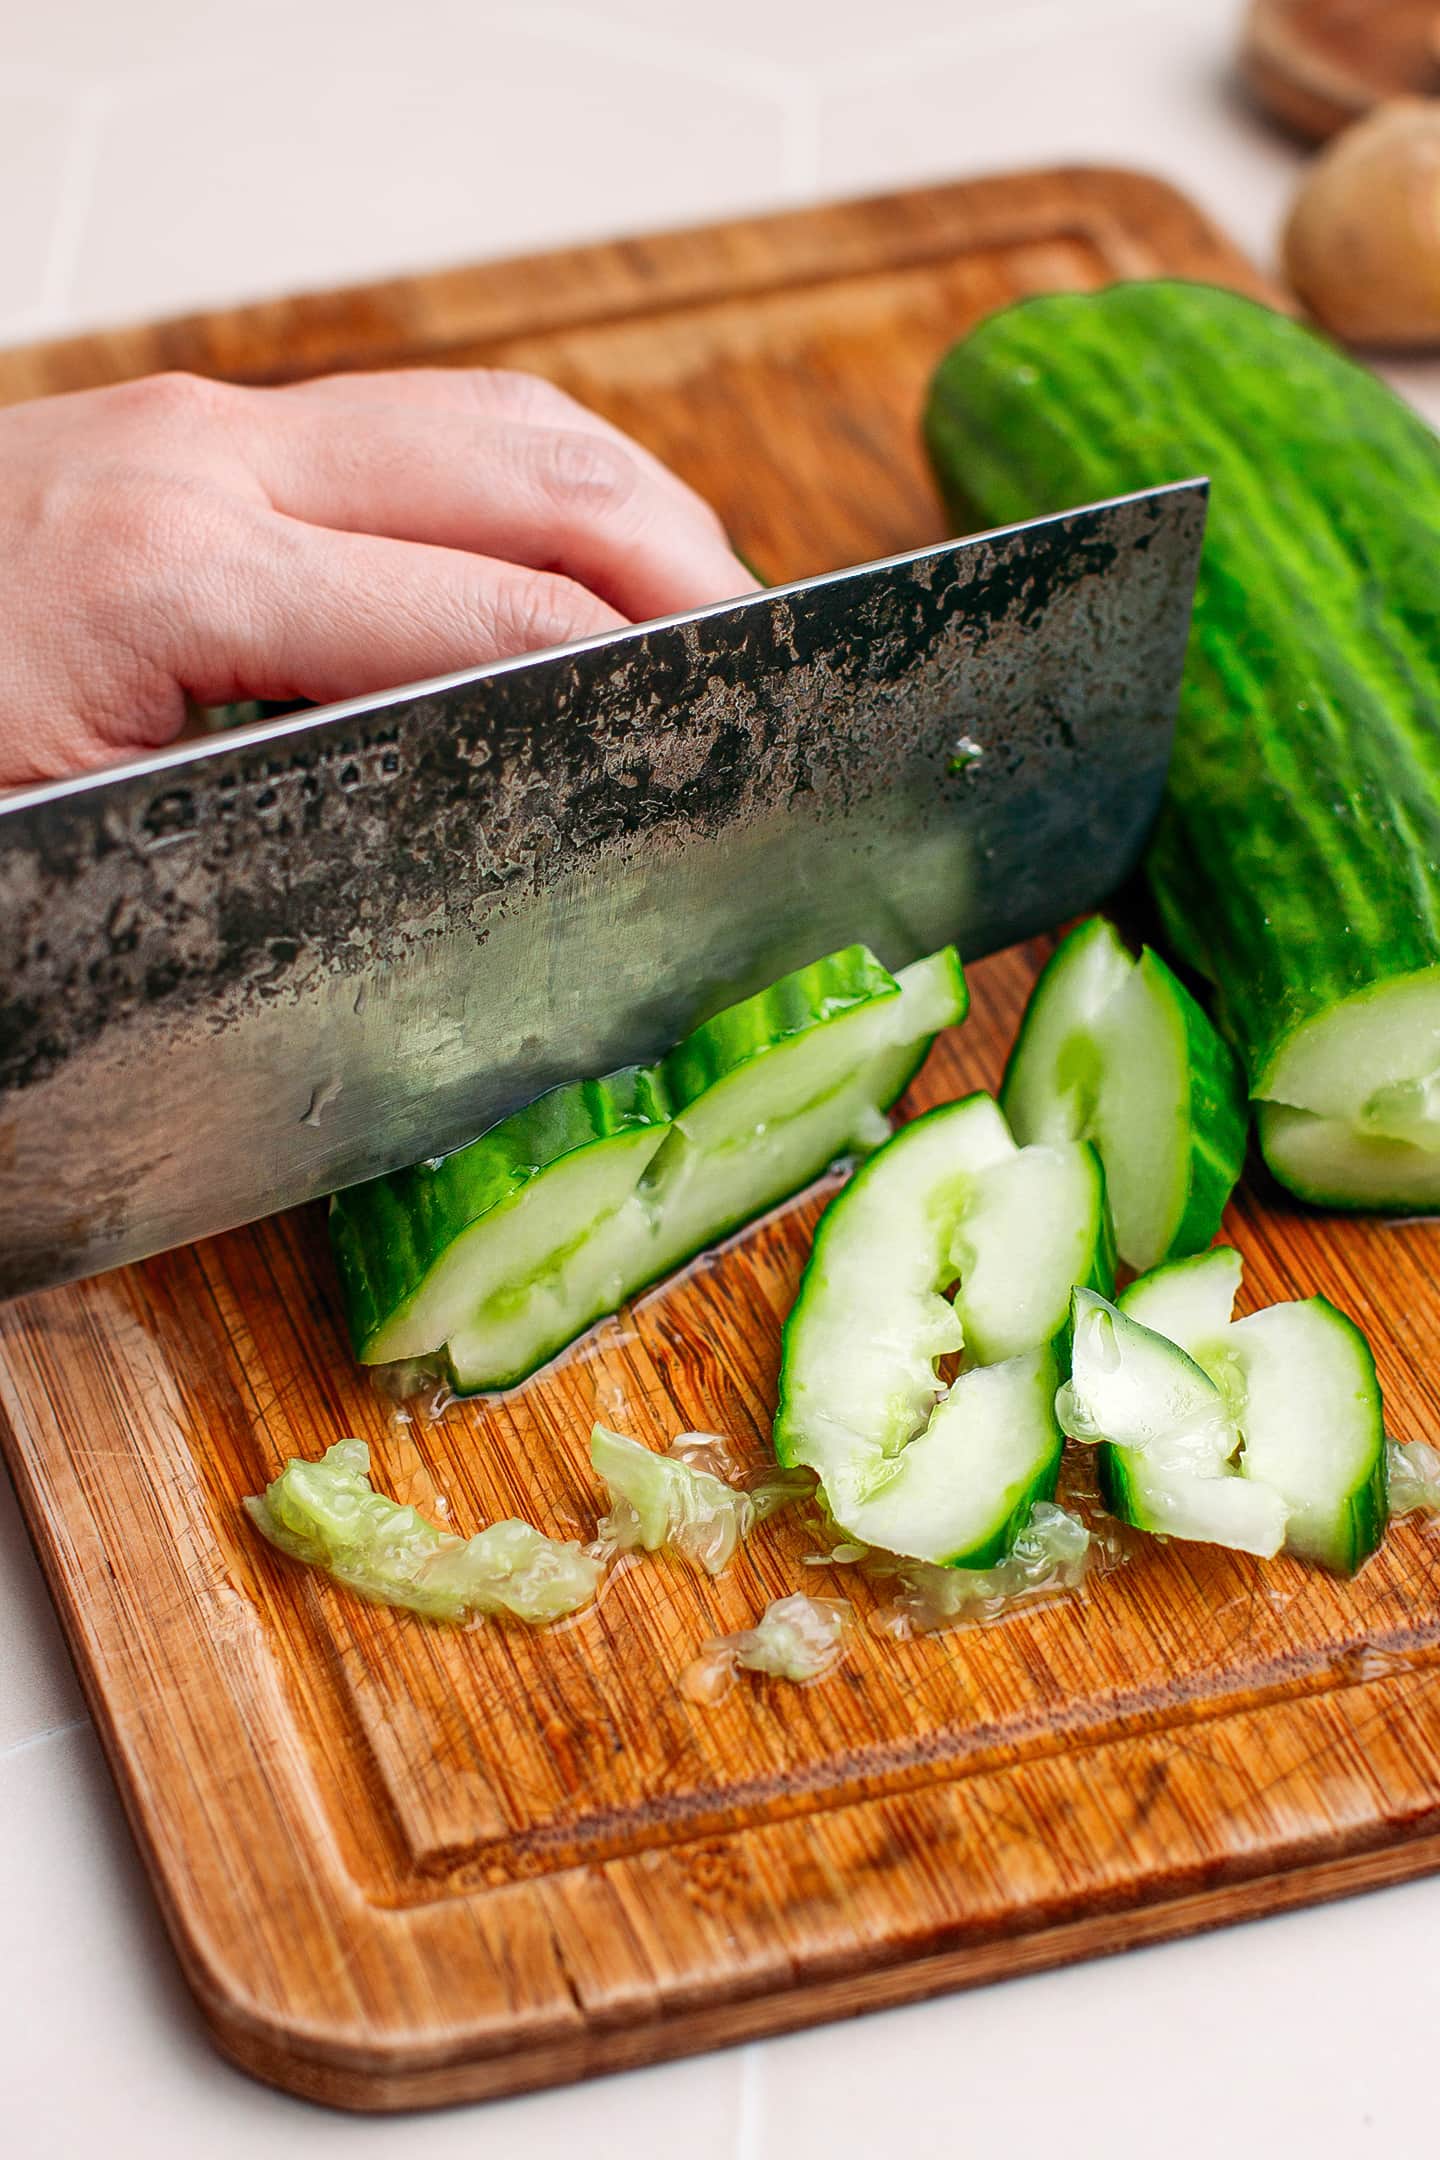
<box><xmin>476</xmin><ymin>367</ymin><xmax>571</xmax><ymax>423</ymax></box>
<box><xmin>485</xmin><ymin>569</ymin><xmax>601</xmax><ymax>657</ymax></box>
<box><xmin>104</xmin><ymin>369</ymin><xmax>237</xmax><ymax>433</ymax></box>
<box><xmin>534</xmin><ymin>427</ymin><xmax>637</xmax><ymax>515</ymax></box>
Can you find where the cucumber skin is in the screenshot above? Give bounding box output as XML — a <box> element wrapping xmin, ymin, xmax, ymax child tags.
<box><xmin>444</xmin><ymin>1021</ymin><xmax>947</xmax><ymax>1397</ymax></box>
<box><xmin>925</xmin><ymin>281</ymin><xmax>1440</xmax><ymax>1130</ymax></box>
<box><xmin>1002</xmin><ymin>921</ymin><xmax>1246</xmax><ymax>1266</ymax></box>
<box><xmin>330</xmin><ymin>1066</ymin><xmax>671</xmax><ymax>1362</ymax></box>
<box><xmin>1285</xmin><ymin>1296</ymin><xmax>1388</xmax><ymax>1576</ymax></box>
<box><xmin>662</xmin><ymin>943</ymin><xmax>902</xmax><ymax>1109</ymax></box>
<box><xmin>1149</xmin><ymin>947</ymin><xmax>1249</xmax><ymax>1260</ymax></box>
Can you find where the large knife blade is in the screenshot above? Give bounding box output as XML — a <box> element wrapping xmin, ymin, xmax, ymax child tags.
<box><xmin>0</xmin><ymin>482</ymin><xmax>1205</xmax><ymax>1298</ymax></box>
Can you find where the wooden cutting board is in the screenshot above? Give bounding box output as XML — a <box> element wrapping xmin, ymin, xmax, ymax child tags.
<box><xmin>5</xmin><ymin>168</ymin><xmax>1440</xmax><ymax>2116</ymax></box>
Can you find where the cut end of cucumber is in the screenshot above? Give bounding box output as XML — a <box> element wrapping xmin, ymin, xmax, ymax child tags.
<box><xmin>1002</xmin><ymin>917</ymin><xmax>1245</xmax><ymax>1271</ymax></box>
<box><xmin>1258</xmin><ymin>969</ymin><xmax>1440</xmax><ymax>1209</ymax></box>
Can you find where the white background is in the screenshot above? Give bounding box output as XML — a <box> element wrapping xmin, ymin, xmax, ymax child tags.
<box><xmin>3</xmin><ymin>1</ymin><xmax>1440</xmax><ymax>2152</ymax></box>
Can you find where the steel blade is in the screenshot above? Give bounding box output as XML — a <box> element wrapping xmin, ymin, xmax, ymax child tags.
<box><xmin>0</xmin><ymin>481</ymin><xmax>1206</xmax><ymax>1296</ymax></box>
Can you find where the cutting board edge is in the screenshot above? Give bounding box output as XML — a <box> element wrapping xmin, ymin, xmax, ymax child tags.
<box><xmin>198</xmin><ymin>1817</ymin><xmax>1440</xmax><ymax>2112</ymax></box>
<box><xmin>0</xmin><ymin>162</ymin><xmax>1272</xmax><ymax>403</ymax></box>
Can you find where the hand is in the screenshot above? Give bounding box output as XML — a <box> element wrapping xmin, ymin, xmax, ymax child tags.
<box><xmin>0</xmin><ymin>365</ymin><xmax>757</xmax><ymax>789</ymax></box>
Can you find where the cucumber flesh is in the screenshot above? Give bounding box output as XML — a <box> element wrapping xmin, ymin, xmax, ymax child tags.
<box><xmin>1000</xmin><ymin>917</ymin><xmax>1133</xmax><ymax>1143</ymax></box>
<box><xmin>774</xmin><ymin>1093</ymin><xmax>1102</xmax><ymax>1564</ymax></box>
<box><xmin>1097</xmin><ymin>1253</ymin><xmax>1388</xmax><ymax>1573</ymax></box>
<box><xmin>1222</xmin><ymin>1300</ymin><xmax>1387</xmax><ymax>1573</ymax></box>
<box><xmin>1062</xmin><ymin>1288</ymin><xmax>1289</xmax><ymax>1558</ymax></box>
<box><xmin>951</xmin><ymin>1141</ymin><xmax>1111</xmax><ymax>1365</ymax></box>
<box><xmin>332</xmin><ymin>1071</ymin><xmax>671</xmax><ymax>1366</ymax></box>
<box><xmin>1002</xmin><ymin>918</ymin><xmax>1246</xmax><ymax>1271</ymax></box>
<box><xmin>830</xmin><ymin>1348</ymin><xmax>1063</xmax><ymax>1570</ymax></box>
<box><xmin>1256</xmin><ymin>973</ymin><xmax>1440</xmax><ymax>1206</ymax></box>
<box><xmin>1119</xmin><ymin>1244</ymin><xmax>1242</xmax><ymax>1358</ymax></box>
<box><xmin>440</xmin><ymin>945</ymin><xmax>966</xmax><ymax>1392</ymax></box>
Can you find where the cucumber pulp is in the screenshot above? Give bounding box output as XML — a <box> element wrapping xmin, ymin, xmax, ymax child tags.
<box><xmin>333</xmin><ymin>943</ymin><xmax>966</xmax><ymax>1395</ymax></box>
<box><xmin>1064</xmin><ymin>1249</ymin><xmax>1388</xmax><ymax>1572</ymax></box>
<box><xmin>774</xmin><ymin>1093</ymin><xmax>1109</xmax><ymax>1565</ymax></box>
<box><xmin>1001</xmin><ymin>916</ymin><xmax>1247</xmax><ymax>1271</ymax></box>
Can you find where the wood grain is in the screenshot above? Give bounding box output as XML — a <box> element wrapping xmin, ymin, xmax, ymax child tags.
<box><xmin>1242</xmin><ymin>0</ymin><xmax>1440</xmax><ymax>141</ymax></box>
<box><xmin>3</xmin><ymin>169</ymin><xmax>1437</xmax><ymax>2114</ymax></box>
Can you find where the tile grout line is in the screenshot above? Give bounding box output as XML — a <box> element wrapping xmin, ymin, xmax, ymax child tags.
<box><xmin>0</xmin><ymin>1715</ymin><xmax>91</xmax><ymax>1768</ymax></box>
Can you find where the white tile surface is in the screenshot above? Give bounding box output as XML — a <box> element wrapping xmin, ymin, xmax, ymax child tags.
<box><xmin>0</xmin><ymin>1474</ymin><xmax>85</xmax><ymax>1753</ymax></box>
<box><xmin>65</xmin><ymin>30</ymin><xmax>792</xmax><ymax>330</ymax></box>
<box><xmin>3</xmin><ymin>0</ymin><xmax>1440</xmax><ymax>2147</ymax></box>
<box><xmin>0</xmin><ymin>88</ymin><xmax>85</xmax><ymax>331</ymax></box>
<box><xmin>0</xmin><ymin>1723</ymin><xmax>746</xmax><ymax>2158</ymax></box>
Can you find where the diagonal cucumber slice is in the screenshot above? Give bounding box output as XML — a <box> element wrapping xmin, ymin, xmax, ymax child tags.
<box><xmin>331</xmin><ymin>1068</ymin><xmax>671</xmax><ymax>1365</ymax></box>
<box><xmin>774</xmin><ymin>1093</ymin><xmax>1105</xmax><ymax>1563</ymax></box>
<box><xmin>1123</xmin><ymin>1252</ymin><xmax>1387</xmax><ymax>1571</ymax></box>
<box><xmin>1002</xmin><ymin>917</ymin><xmax>1247</xmax><ymax>1271</ymax></box>
<box><xmin>1075</xmin><ymin>1253</ymin><xmax>1389</xmax><ymax>1572</ymax></box>
<box><xmin>828</xmin><ymin>1348</ymin><xmax>1063</xmax><ymax>1569</ymax></box>
<box><xmin>445</xmin><ymin>946</ymin><xmax>965</xmax><ymax>1391</ymax></box>
<box><xmin>1118</xmin><ymin>1244</ymin><xmax>1242</xmax><ymax>1359</ymax></box>
<box><xmin>1061</xmin><ymin>1287</ymin><xmax>1288</xmax><ymax>1558</ymax></box>
<box><xmin>335</xmin><ymin>944</ymin><xmax>967</xmax><ymax>1394</ymax></box>
<box><xmin>951</xmin><ymin>1142</ymin><xmax>1112</xmax><ymax>1365</ymax></box>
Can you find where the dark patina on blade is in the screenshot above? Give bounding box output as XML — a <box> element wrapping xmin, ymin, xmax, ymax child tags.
<box><xmin>0</xmin><ymin>482</ymin><xmax>1206</xmax><ymax>1296</ymax></box>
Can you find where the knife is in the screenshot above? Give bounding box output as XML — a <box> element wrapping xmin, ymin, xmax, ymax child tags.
<box><xmin>0</xmin><ymin>481</ymin><xmax>1205</xmax><ymax>1299</ymax></box>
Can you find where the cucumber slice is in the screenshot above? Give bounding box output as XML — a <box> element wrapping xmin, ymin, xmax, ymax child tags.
<box><xmin>773</xmin><ymin>1093</ymin><xmax>1104</xmax><ymax>1564</ymax></box>
<box><xmin>1071</xmin><ymin>1254</ymin><xmax>1389</xmax><ymax>1571</ymax></box>
<box><xmin>1061</xmin><ymin>1288</ymin><xmax>1289</xmax><ymax>1557</ymax></box>
<box><xmin>830</xmin><ymin>1348</ymin><xmax>1063</xmax><ymax>1569</ymax></box>
<box><xmin>1218</xmin><ymin>1300</ymin><xmax>1387</xmax><ymax>1573</ymax></box>
<box><xmin>331</xmin><ymin>1066</ymin><xmax>671</xmax><ymax>1365</ymax></box>
<box><xmin>1121</xmin><ymin>1252</ymin><xmax>1386</xmax><ymax>1570</ymax></box>
<box><xmin>336</xmin><ymin>943</ymin><xmax>967</xmax><ymax>1395</ymax></box>
<box><xmin>1119</xmin><ymin>1243</ymin><xmax>1243</xmax><ymax>1358</ymax></box>
<box><xmin>1001</xmin><ymin>917</ymin><xmax>1247</xmax><ymax>1270</ymax></box>
<box><xmin>951</xmin><ymin>1140</ymin><xmax>1112</xmax><ymax>1365</ymax></box>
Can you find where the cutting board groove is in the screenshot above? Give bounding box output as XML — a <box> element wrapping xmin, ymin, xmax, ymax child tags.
<box><xmin>4</xmin><ymin>167</ymin><xmax>1440</xmax><ymax>2113</ymax></box>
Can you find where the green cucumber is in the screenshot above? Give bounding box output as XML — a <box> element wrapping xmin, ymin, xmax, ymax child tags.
<box><xmin>773</xmin><ymin>1093</ymin><xmax>1109</xmax><ymax>1565</ymax></box>
<box><xmin>1062</xmin><ymin>1288</ymin><xmax>1289</xmax><ymax>1558</ymax></box>
<box><xmin>333</xmin><ymin>944</ymin><xmax>966</xmax><ymax>1394</ymax></box>
<box><xmin>1002</xmin><ymin>916</ymin><xmax>1247</xmax><ymax>1269</ymax></box>
<box><xmin>925</xmin><ymin>280</ymin><xmax>1440</xmax><ymax>1210</ymax></box>
<box><xmin>1062</xmin><ymin>1249</ymin><xmax>1388</xmax><ymax>1571</ymax></box>
<box><xmin>330</xmin><ymin>1066</ymin><xmax>671</xmax><ymax>1366</ymax></box>
<box><xmin>1122</xmin><ymin>1249</ymin><xmax>1387</xmax><ymax>1574</ymax></box>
